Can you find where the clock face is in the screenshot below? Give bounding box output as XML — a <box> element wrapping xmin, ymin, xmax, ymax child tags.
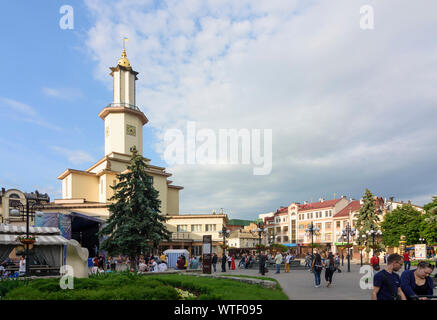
<box><xmin>126</xmin><ymin>124</ymin><xmax>136</xmax><ymax>136</ymax></box>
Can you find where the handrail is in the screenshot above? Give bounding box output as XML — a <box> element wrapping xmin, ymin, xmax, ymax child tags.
<box><xmin>106</xmin><ymin>102</ymin><xmax>141</xmax><ymax>112</ymax></box>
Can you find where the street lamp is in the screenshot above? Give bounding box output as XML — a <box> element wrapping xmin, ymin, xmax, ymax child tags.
<box><xmin>366</xmin><ymin>229</ymin><xmax>382</xmax><ymax>250</ymax></box>
<box><xmin>218</xmin><ymin>226</ymin><xmax>230</xmax><ymax>255</ymax></box>
<box><xmin>10</xmin><ymin>197</ymin><xmax>44</xmax><ymax>277</ymax></box>
<box><xmin>305</xmin><ymin>223</ymin><xmax>320</xmax><ymax>265</ymax></box>
<box><xmin>356</xmin><ymin>234</ymin><xmax>366</xmax><ymax>266</ymax></box>
<box><xmin>251</xmin><ymin>223</ymin><xmax>266</xmax><ymax>254</ymax></box>
<box><xmin>419</xmin><ymin>237</ymin><xmax>425</xmax><ymax>244</ymax></box>
<box><xmin>341</xmin><ymin>222</ymin><xmax>356</xmax><ymax>272</ymax></box>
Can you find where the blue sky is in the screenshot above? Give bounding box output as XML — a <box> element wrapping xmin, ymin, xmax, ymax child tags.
<box><xmin>0</xmin><ymin>1</ymin><xmax>164</xmax><ymax>199</ymax></box>
<box><xmin>1</xmin><ymin>1</ymin><xmax>437</xmax><ymax>219</ymax></box>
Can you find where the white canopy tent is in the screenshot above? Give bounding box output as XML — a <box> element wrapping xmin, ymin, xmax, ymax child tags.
<box><xmin>0</xmin><ymin>224</ymin><xmax>69</xmax><ymax>268</ymax></box>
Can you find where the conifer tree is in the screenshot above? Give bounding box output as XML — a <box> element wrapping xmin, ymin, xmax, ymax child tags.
<box><xmin>98</xmin><ymin>146</ymin><xmax>171</xmax><ymax>269</ymax></box>
<box><xmin>355</xmin><ymin>188</ymin><xmax>381</xmax><ymax>252</ymax></box>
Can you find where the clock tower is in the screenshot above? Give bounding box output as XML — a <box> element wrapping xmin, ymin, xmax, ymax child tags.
<box><xmin>98</xmin><ymin>49</ymin><xmax>148</xmax><ymax>156</ymax></box>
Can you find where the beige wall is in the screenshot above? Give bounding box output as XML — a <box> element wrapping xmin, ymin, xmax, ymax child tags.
<box><xmin>166</xmin><ymin>216</ymin><xmax>227</xmax><ymax>242</ymax></box>
<box><xmin>167</xmin><ymin>188</ymin><xmax>180</xmax><ymax>215</ymax></box>
<box><xmin>70</xmin><ymin>173</ymin><xmax>99</xmax><ymax>202</ymax></box>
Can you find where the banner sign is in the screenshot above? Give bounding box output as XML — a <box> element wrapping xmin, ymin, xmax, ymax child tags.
<box><xmin>202</xmin><ymin>235</ymin><xmax>212</xmax><ymax>274</ymax></box>
<box><xmin>414</xmin><ymin>244</ymin><xmax>427</xmax><ymax>260</ymax></box>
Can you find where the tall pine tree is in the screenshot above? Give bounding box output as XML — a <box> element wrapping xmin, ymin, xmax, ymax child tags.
<box><xmin>98</xmin><ymin>146</ymin><xmax>171</xmax><ymax>269</ymax></box>
<box><xmin>355</xmin><ymin>188</ymin><xmax>381</xmax><ymax>252</ymax></box>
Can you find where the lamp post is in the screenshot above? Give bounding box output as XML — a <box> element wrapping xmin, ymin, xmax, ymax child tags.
<box><xmin>341</xmin><ymin>222</ymin><xmax>356</xmax><ymax>272</ymax></box>
<box><xmin>419</xmin><ymin>237</ymin><xmax>425</xmax><ymax>244</ymax></box>
<box><xmin>366</xmin><ymin>229</ymin><xmax>382</xmax><ymax>252</ymax></box>
<box><xmin>218</xmin><ymin>226</ymin><xmax>230</xmax><ymax>255</ymax></box>
<box><xmin>305</xmin><ymin>223</ymin><xmax>320</xmax><ymax>265</ymax></box>
<box><xmin>357</xmin><ymin>234</ymin><xmax>366</xmax><ymax>266</ymax></box>
<box><xmin>10</xmin><ymin>197</ymin><xmax>44</xmax><ymax>277</ymax></box>
<box><xmin>251</xmin><ymin>222</ymin><xmax>266</xmax><ymax>256</ymax></box>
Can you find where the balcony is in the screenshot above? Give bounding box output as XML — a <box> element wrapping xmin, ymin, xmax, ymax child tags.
<box><xmin>105</xmin><ymin>102</ymin><xmax>141</xmax><ymax>112</ymax></box>
<box><xmin>171</xmin><ymin>232</ymin><xmax>193</xmax><ymax>240</ymax></box>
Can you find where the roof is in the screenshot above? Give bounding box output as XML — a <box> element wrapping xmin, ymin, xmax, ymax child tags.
<box><xmin>298</xmin><ymin>199</ymin><xmax>342</xmax><ymax>211</ymax></box>
<box><xmin>0</xmin><ymin>225</ymin><xmax>60</xmax><ymax>235</ymax></box>
<box><xmin>0</xmin><ymin>224</ymin><xmax>68</xmax><ymax>246</ymax></box>
<box><xmin>334</xmin><ymin>200</ymin><xmax>362</xmax><ymax>218</ymax></box>
<box><xmin>0</xmin><ymin>234</ymin><xmax>68</xmax><ymax>246</ymax></box>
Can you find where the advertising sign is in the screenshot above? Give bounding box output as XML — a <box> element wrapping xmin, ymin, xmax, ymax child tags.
<box><xmin>202</xmin><ymin>235</ymin><xmax>212</xmax><ymax>274</ymax></box>
<box><xmin>415</xmin><ymin>244</ymin><xmax>427</xmax><ymax>260</ymax></box>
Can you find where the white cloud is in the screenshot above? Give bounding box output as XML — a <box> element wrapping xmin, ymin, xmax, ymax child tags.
<box><xmin>42</xmin><ymin>87</ymin><xmax>84</xmax><ymax>100</ymax></box>
<box><xmin>50</xmin><ymin>146</ymin><xmax>95</xmax><ymax>165</ymax></box>
<box><xmin>0</xmin><ymin>96</ymin><xmax>62</xmax><ymax>132</ymax></box>
<box><xmin>83</xmin><ymin>0</ymin><xmax>437</xmax><ymax>218</ymax></box>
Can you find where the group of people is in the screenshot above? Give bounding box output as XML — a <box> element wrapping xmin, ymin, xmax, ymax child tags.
<box><xmin>88</xmin><ymin>253</ymin><xmax>170</xmax><ymax>274</ymax></box>
<box><xmin>372</xmin><ymin>253</ymin><xmax>435</xmax><ymax>300</ymax></box>
<box><xmin>311</xmin><ymin>250</ymin><xmax>339</xmax><ymax>288</ymax></box>
<box><xmin>176</xmin><ymin>254</ymin><xmax>201</xmax><ymax>270</ymax></box>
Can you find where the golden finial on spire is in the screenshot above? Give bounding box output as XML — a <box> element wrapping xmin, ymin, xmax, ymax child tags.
<box><xmin>117</xmin><ymin>37</ymin><xmax>131</xmax><ymax>69</ymax></box>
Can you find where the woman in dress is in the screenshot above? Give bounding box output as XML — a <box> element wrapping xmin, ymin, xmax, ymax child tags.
<box><xmin>231</xmin><ymin>255</ymin><xmax>236</xmax><ymax>270</ymax></box>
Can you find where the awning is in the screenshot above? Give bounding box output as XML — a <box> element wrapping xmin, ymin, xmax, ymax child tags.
<box><xmin>283</xmin><ymin>243</ymin><xmax>297</xmax><ymax>247</ymax></box>
<box><xmin>0</xmin><ymin>234</ymin><xmax>68</xmax><ymax>245</ymax></box>
<box><xmin>0</xmin><ymin>224</ymin><xmax>60</xmax><ymax>235</ymax></box>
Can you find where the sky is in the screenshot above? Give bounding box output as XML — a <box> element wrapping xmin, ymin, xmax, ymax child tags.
<box><xmin>0</xmin><ymin>0</ymin><xmax>436</xmax><ymax>220</ymax></box>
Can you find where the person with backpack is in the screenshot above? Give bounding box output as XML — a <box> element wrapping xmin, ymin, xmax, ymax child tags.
<box><xmin>372</xmin><ymin>253</ymin><xmax>406</xmax><ymax>300</ymax></box>
<box><xmin>312</xmin><ymin>250</ymin><xmax>324</xmax><ymax>288</ymax></box>
<box><xmin>324</xmin><ymin>252</ymin><xmax>336</xmax><ymax>287</ymax></box>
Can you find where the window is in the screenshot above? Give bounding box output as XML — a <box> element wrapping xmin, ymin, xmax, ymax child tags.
<box><xmin>329</xmin><ymin>210</ymin><xmax>332</xmax><ymax>216</ymax></box>
<box><xmin>146</xmin><ymin>176</ymin><xmax>154</xmax><ymax>185</ymax></box>
<box><xmin>205</xmin><ymin>224</ymin><xmax>216</xmax><ymax>232</ymax></box>
<box><xmin>325</xmin><ymin>211</ymin><xmax>328</xmax><ymax>217</ymax></box>
<box><xmin>325</xmin><ymin>222</ymin><xmax>332</xmax><ymax>230</ymax></box>
<box><xmin>336</xmin><ymin>221</ymin><xmax>341</xmax><ymax>228</ymax></box>
<box><xmin>177</xmin><ymin>225</ymin><xmax>188</xmax><ymax>232</ymax></box>
<box><xmin>191</xmin><ymin>224</ymin><xmax>202</xmax><ymax>232</ymax></box>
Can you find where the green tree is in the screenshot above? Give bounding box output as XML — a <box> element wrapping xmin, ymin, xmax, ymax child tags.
<box><xmin>421</xmin><ymin>196</ymin><xmax>437</xmax><ymax>245</ymax></box>
<box><xmin>355</xmin><ymin>189</ymin><xmax>380</xmax><ymax>251</ymax></box>
<box><xmin>380</xmin><ymin>205</ymin><xmax>424</xmax><ymax>247</ymax></box>
<box><xmin>98</xmin><ymin>146</ymin><xmax>171</xmax><ymax>269</ymax></box>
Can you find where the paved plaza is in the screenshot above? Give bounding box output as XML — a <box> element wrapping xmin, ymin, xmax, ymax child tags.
<box><xmin>216</xmin><ymin>262</ymin><xmax>437</xmax><ymax>300</ymax></box>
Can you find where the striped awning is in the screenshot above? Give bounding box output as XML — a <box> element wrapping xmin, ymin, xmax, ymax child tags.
<box><xmin>0</xmin><ymin>234</ymin><xmax>68</xmax><ymax>245</ymax></box>
<box><xmin>0</xmin><ymin>224</ymin><xmax>60</xmax><ymax>235</ymax></box>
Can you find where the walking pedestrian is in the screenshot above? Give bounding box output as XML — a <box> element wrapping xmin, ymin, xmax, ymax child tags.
<box><xmin>403</xmin><ymin>251</ymin><xmax>411</xmax><ymax>270</ymax></box>
<box><xmin>304</xmin><ymin>253</ymin><xmax>311</xmax><ymax>270</ymax></box>
<box><xmin>372</xmin><ymin>253</ymin><xmax>406</xmax><ymax>300</ymax></box>
<box><xmin>212</xmin><ymin>253</ymin><xmax>218</xmax><ymax>272</ymax></box>
<box><xmin>227</xmin><ymin>255</ymin><xmax>232</xmax><ymax>270</ymax></box>
<box><xmin>312</xmin><ymin>250</ymin><xmax>324</xmax><ymax>288</ymax></box>
<box><xmin>334</xmin><ymin>253</ymin><xmax>341</xmax><ymax>273</ymax></box>
<box><xmin>259</xmin><ymin>251</ymin><xmax>266</xmax><ymax>276</ymax></box>
<box><xmin>221</xmin><ymin>253</ymin><xmax>227</xmax><ymax>272</ymax></box>
<box><xmin>274</xmin><ymin>252</ymin><xmax>283</xmax><ymax>274</ymax></box>
<box><xmin>324</xmin><ymin>252</ymin><xmax>336</xmax><ymax>287</ymax></box>
<box><xmin>370</xmin><ymin>252</ymin><xmax>381</xmax><ymax>271</ymax></box>
<box><xmin>284</xmin><ymin>253</ymin><xmax>291</xmax><ymax>273</ymax></box>
<box><xmin>231</xmin><ymin>255</ymin><xmax>236</xmax><ymax>270</ymax></box>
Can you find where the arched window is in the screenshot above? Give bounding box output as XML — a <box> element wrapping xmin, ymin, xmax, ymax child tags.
<box><xmin>9</xmin><ymin>193</ymin><xmax>20</xmax><ymax>198</ymax></box>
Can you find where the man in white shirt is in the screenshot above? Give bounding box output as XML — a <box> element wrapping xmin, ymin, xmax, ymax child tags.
<box><xmin>274</xmin><ymin>252</ymin><xmax>283</xmax><ymax>274</ymax></box>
